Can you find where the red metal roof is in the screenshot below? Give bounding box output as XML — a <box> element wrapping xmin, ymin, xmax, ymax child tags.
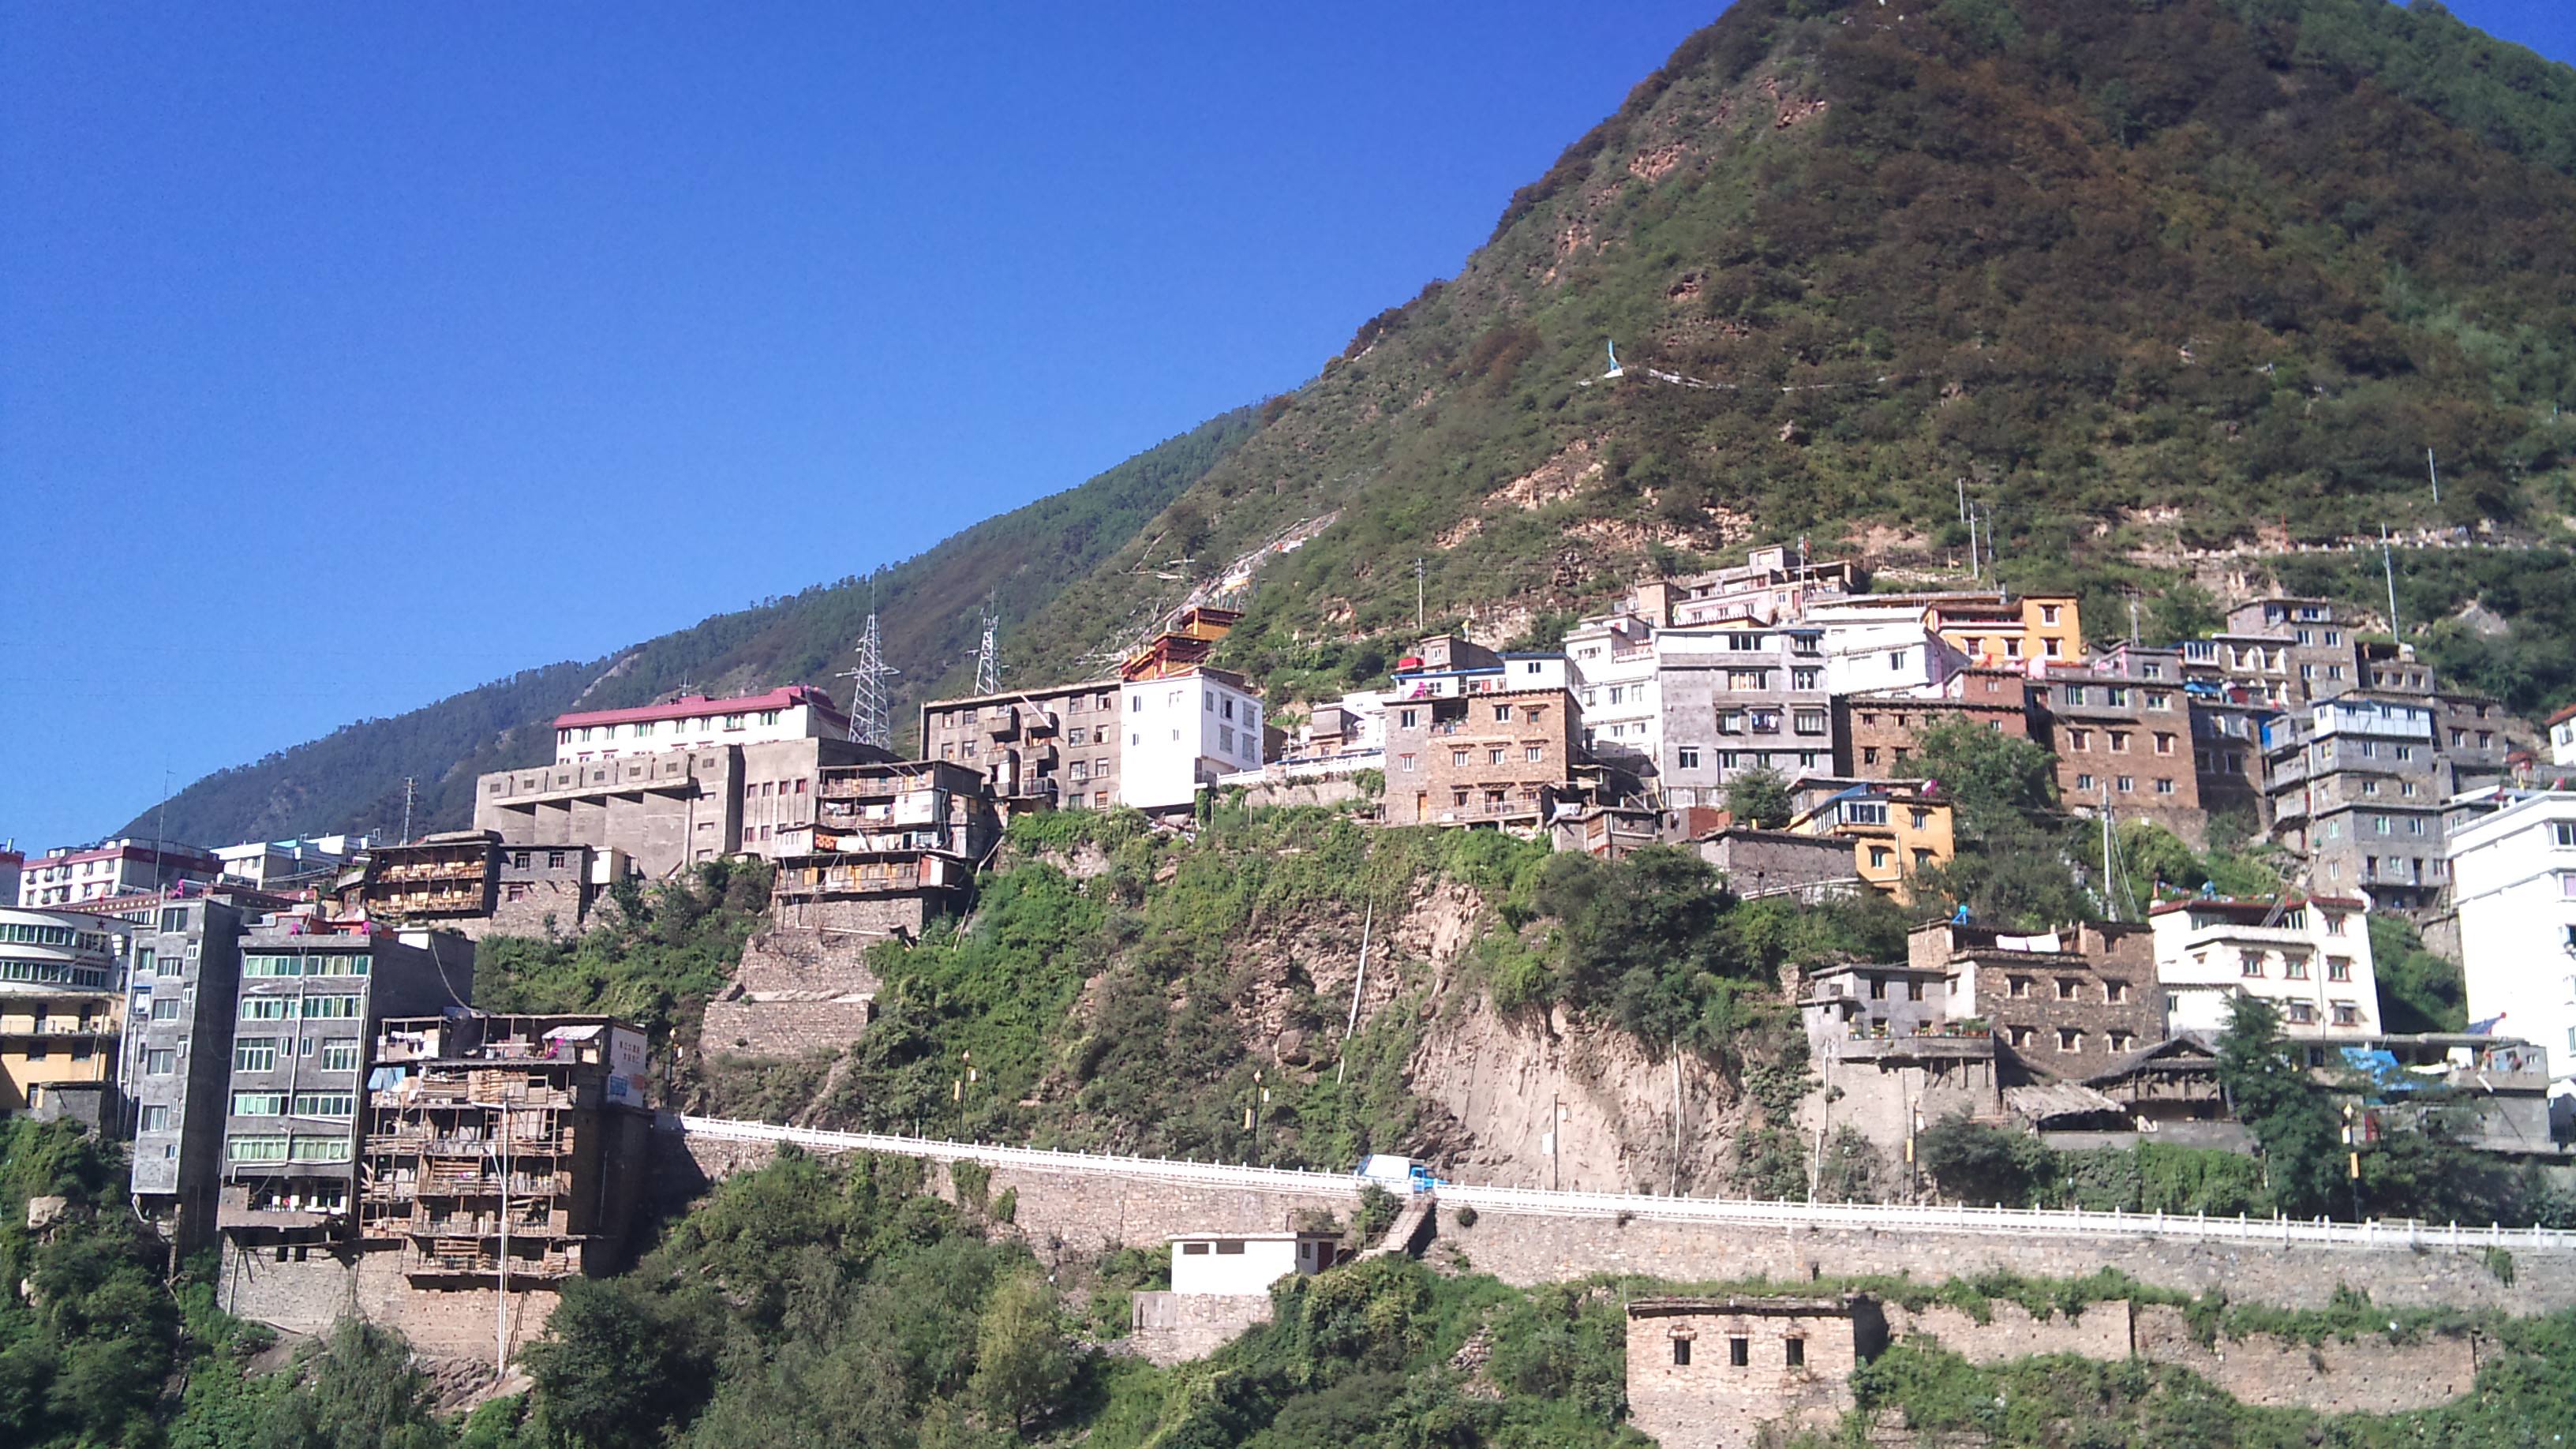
<box><xmin>2549</xmin><ymin>702</ymin><xmax>2576</xmax><ymax>727</ymax></box>
<box><xmin>553</xmin><ymin>685</ymin><xmax>846</xmax><ymax>732</ymax></box>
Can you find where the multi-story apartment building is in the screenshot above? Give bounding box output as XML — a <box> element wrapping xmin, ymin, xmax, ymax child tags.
<box><xmin>1563</xmin><ymin>615</ymin><xmax>1663</xmax><ymax>784</ymax></box>
<box><xmin>125</xmin><ymin>894</ymin><xmax>249</xmax><ymax>1255</ymax></box>
<box><xmin>2263</xmin><ymin>693</ymin><xmax>2452</xmax><ymax>909</ymax></box>
<box><xmin>2185</xmin><ymin>695</ymin><xmax>2272</xmax><ymax>822</ymax></box>
<box><xmin>217</xmin><ymin>921</ymin><xmax>470</xmax><ymax>1247</ymax></box>
<box><xmin>360</xmin><ymin>1013</ymin><xmax>652</xmax><ymax>1285</ymax></box>
<box><xmin>0</xmin><ymin>906</ymin><xmax>126</xmax><ymax>1123</ymax></box>
<box><xmin>342</xmin><ymin>833</ymin><xmax>611</xmax><ymax>939</ymax></box>
<box><xmin>214</xmin><ymin>838</ymin><xmax>364</xmax><ymax>892</ymax></box>
<box><xmin>1816</xmin><ymin>617</ymin><xmax>1968</xmax><ymax>697</ymax></box>
<box><xmin>18</xmin><ymin>839</ymin><xmax>221</xmax><ymax>908</ymax></box>
<box><xmin>2433</xmin><ymin>694</ymin><xmax>2515</xmax><ymax>787</ymax></box>
<box><xmin>922</xmin><ymin>680</ymin><xmax>1125</xmax><ymax>809</ymax></box>
<box><xmin>1908</xmin><ymin>920</ymin><xmax>2162</xmax><ymax>1082</ymax></box>
<box><xmin>1788</xmin><ymin>779</ymin><xmax>1956</xmax><ymax>904</ymax></box>
<box><xmin>1834</xmin><ymin>670</ymin><xmax>2032</xmax><ymax>781</ymax></box>
<box><xmin>549</xmin><ymin>685</ymin><xmax>849</xmax><ymax>762</ymax></box>
<box><xmin>2027</xmin><ymin>657</ymin><xmax>2204</xmax><ymax>841</ymax></box>
<box><xmin>1652</xmin><ymin>625</ymin><xmax>1833</xmax><ymax>806</ymax></box>
<box><xmin>2550</xmin><ymin>705</ymin><xmax>2576</xmax><ymax>769</ymax></box>
<box><xmin>1919</xmin><ymin>593</ymin><xmax>2084</xmax><ymax>670</ymax></box>
<box><xmin>769</xmin><ymin>758</ymin><xmax>998</xmax><ymax>934</ymax></box>
<box><xmin>1383</xmin><ymin>687</ymin><xmax>1582</xmax><ymax>829</ymax></box>
<box><xmin>1627</xmin><ymin>545</ymin><xmax>1858</xmax><ymax>629</ymax></box>
<box><xmin>1120</xmin><ymin>667</ymin><xmax>1268</xmax><ymax>811</ymax></box>
<box><xmin>2147</xmin><ymin>893</ymin><xmax>2380</xmax><ymax>1039</ymax></box>
<box><xmin>2221</xmin><ymin>599</ymin><xmax>2366</xmax><ymax>702</ymax></box>
<box><xmin>2447</xmin><ymin>792</ymin><xmax>2576</xmax><ymax>1093</ymax></box>
<box><xmin>477</xmin><ymin>687</ymin><xmax>887</xmax><ymax>878</ymax></box>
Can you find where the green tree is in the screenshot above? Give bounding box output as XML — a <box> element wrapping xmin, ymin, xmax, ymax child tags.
<box><xmin>2215</xmin><ymin>995</ymin><xmax>2346</xmax><ymax>1216</ymax></box>
<box><xmin>967</xmin><ymin>1273</ymin><xmax>1072</xmax><ymax>1432</ymax></box>
<box><xmin>1724</xmin><ymin>767</ymin><xmax>1792</xmax><ymax>829</ymax></box>
<box><xmin>523</xmin><ymin>1276</ymin><xmax>715</xmax><ymax>1449</ymax></box>
<box><xmin>2369</xmin><ymin>915</ymin><xmax>2466</xmax><ymax>1034</ymax></box>
<box><xmin>1915</xmin><ymin>1115</ymin><xmax>2051</xmax><ymax>1208</ymax></box>
<box><xmin>255</xmin><ymin>1320</ymin><xmax>448</xmax><ymax>1449</ymax></box>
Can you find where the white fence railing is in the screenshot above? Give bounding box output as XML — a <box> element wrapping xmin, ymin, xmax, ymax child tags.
<box><xmin>665</xmin><ymin>1114</ymin><xmax>2576</xmax><ymax>1253</ymax></box>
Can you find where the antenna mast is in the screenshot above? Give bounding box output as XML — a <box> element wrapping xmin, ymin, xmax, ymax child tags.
<box><xmin>975</xmin><ymin>593</ymin><xmax>1002</xmax><ymax>696</ymax></box>
<box><xmin>838</xmin><ymin>583</ymin><xmax>898</xmax><ymax>749</ymax></box>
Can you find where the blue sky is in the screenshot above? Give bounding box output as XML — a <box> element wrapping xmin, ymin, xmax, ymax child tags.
<box><xmin>2</xmin><ymin>2</ymin><xmax>2571</xmax><ymax>854</ymax></box>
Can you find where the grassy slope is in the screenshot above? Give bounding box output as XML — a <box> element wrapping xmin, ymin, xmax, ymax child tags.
<box><xmin>124</xmin><ymin>409</ymin><xmax>1256</xmax><ymax>845</ymax></box>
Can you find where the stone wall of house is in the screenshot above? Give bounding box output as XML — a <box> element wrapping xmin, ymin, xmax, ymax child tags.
<box><xmin>1627</xmin><ymin>1302</ymin><xmax>1866</xmax><ymax>1449</ymax></box>
<box><xmin>218</xmin><ymin>1241</ymin><xmax>556</xmax><ymax>1361</ymax></box>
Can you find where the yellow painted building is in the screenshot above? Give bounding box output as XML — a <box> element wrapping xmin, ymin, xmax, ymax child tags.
<box><xmin>0</xmin><ymin>908</ymin><xmax>127</xmax><ymax>1116</ymax></box>
<box><xmin>1922</xmin><ymin>594</ymin><xmax>2084</xmax><ymax>672</ymax></box>
<box><xmin>1791</xmin><ymin>784</ymin><xmax>1956</xmax><ymax>905</ymax></box>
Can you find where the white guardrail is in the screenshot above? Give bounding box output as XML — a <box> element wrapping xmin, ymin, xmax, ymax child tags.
<box><xmin>666</xmin><ymin>1114</ymin><xmax>2576</xmax><ymax>1253</ymax></box>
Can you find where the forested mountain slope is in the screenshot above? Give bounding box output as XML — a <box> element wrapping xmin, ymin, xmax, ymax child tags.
<box><xmin>125</xmin><ymin>0</ymin><xmax>2576</xmax><ymax>846</ymax></box>
<box><xmin>125</xmin><ymin>410</ymin><xmax>1254</xmax><ymax>844</ymax></box>
<box><xmin>999</xmin><ymin>0</ymin><xmax>2576</xmax><ymax>704</ymax></box>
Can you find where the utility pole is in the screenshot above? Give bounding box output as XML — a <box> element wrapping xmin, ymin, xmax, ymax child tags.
<box><xmin>1966</xmin><ymin>507</ymin><xmax>1979</xmax><ymax>583</ymax></box>
<box><xmin>496</xmin><ymin>1094</ymin><xmax>510</xmax><ymax>1376</ymax></box>
<box><xmin>1956</xmin><ymin>477</ymin><xmax>1967</xmax><ymax>523</ymax></box>
<box><xmin>401</xmin><ymin>777</ymin><xmax>417</xmax><ymax>844</ymax></box>
<box><xmin>2100</xmin><ymin>778</ymin><xmax>2118</xmax><ymax>921</ymax></box>
<box><xmin>1414</xmin><ymin>558</ymin><xmax>1425</xmax><ymax>632</ymax></box>
<box><xmin>2380</xmin><ymin>525</ymin><xmax>2402</xmax><ymax>639</ymax></box>
<box><xmin>2426</xmin><ymin>447</ymin><xmax>2440</xmax><ymax>505</ymax></box>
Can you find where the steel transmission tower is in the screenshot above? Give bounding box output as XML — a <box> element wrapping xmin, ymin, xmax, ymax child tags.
<box><xmin>838</xmin><ymin>587</ymin><xmax>898</xmax><ymax>749</ymax></box>
<box><xmin>974</xmin><ymin>593</ymin><xmax>1002</xmax><ymax>696</ymax></box>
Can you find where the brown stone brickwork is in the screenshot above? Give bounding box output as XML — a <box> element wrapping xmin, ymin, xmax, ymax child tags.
<box><xmin>1626</xmin><ymin>1297</ymin><xmax>1877</xmax><ymax>1449</ymax></box>
<box><xmin>1125</xmin><ymin>1291</ymin><xmax>1276</xmax><ymax>1365</ymax></box>
<box><xmin>219</xmin><ymin>1241</ymin><xmax>557</xmax><ymax>1358</ymax></box>
<box><xmin>2131</xmin><ymin>1304</ymin><xmax>2480</xmax><ymax>1414</ymax></box>
<box><xmin>1882</xmin><ymin>1299</ymin><xmax>2132</xmax><ymax>1363</ymax></box>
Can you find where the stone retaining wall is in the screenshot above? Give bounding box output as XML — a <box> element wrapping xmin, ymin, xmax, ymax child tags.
<box><xmin>218</xmin><ymin>1241</ymin><xmax>556</xmax><ymax>1361</ymax></box>
<box><xmin>2131</xmin><ymin>1304</ymin><xmax>2480</xmax><ymax>1414</ymax></box>
<box><xmin>666</xmin><ymin>1130</ymin><xmax>2576</xmax><ymax>1314</ymax></box>
<box><xmin>1443</xmin><ymin>1205</ymin><xmax>2567</xmax><ymax>1312</ymax></box>
<box><xmin>1882</xmin><ymin>1299</ymin><xmax>2132</xmax><ymax>1363</ymax></box>
<box><xmin>1126</xmin><ymin>1291</ymin><xmax>1275</xmax><ymax>1365</ymax></box>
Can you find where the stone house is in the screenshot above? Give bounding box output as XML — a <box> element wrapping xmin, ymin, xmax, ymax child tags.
<box><xmin>1382</xmin><ymin>687</ymin><xmax>1581</xmax><ymax>830</ymax></box>
<box><xmin>2028</xmin><ymin>660</ymin><xmax>2205</xmax><ymax>844</ymax></box>
<box><xmin>1625</xmin><ymin>1296</ymin><xmax>1887</xmax><ymax>1449</ymax></box>
<box><xmin>1909</xmin><ymin>921</ymin><xmax>2162</xmax><ymax>1082</ymax></box>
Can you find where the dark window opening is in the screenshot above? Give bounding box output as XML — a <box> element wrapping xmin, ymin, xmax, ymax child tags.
<box><xmin>1729</xmin><ymin>1337</ymin><xmax>1750</xmax><ymax>1367</ymax></box>
<box><xmin>1672</xmin><ymin>1339</ymin><xmax>1690</xmax><ymax>1366</ymax></box>
<box><xmin>1785</xmin><ymin>1337</ymin><xmax>1806</xmax><ymax>1368</ymax></box>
